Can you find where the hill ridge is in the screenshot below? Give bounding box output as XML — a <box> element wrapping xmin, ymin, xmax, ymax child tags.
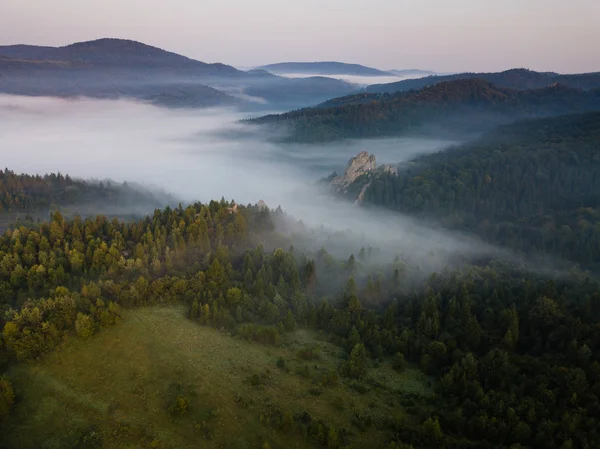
<box><xmin>367</xmin><ymin>68</ymin><xmax>600</xmax><ymax>93</ymax></box>
<box><xmin>248</xmin><ymin>78</ymin><xmax>600</xmax><ymax>142</ymax></box>
<box><xmin>0</xmin><ymin>37</ymin><xmax>240</xmax><ymax>73</ymax></box>
<box><xmin>256</xmin><ymin>61</ymin><xmax>395</xmax><ymax>76</ymax></box>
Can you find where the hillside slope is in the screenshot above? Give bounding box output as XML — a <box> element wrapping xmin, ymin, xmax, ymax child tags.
<box><xmin>248</xmin><ymin>79</ymin><xmax>600</xmax><ymax>142</ymax></box>
<box><xmin>0</xmin><ymin>168</ymin><xmax>177</xmax><ymax>229</ymax></box>
<box><xmin>0</xmin><ymin>39</ymin><xmax>359</xmax><ymax>109</ymax></box>
<box><xmin>367</xmin><ymin>68</ymin><xmax>600</xmax><ymax>93</ymax></box>
<box><xmin>3</xmin><ymin>306</ymin><xmax>426</xmax><ymax>449</ymax></box>
<box><xmin>389</xmin><ymin>69</ymin><xmax>437</xmax><ymax>77</ymax></box>
<box><xmin>351</xmin><ymin>111</ymin><xmax>600</xmax><ymax>268</ymax></box>
<box><xmin>256</xmin><ymin>61</ymin><xmax>394</xmax><ymax>76</ymax></box>
<box><xmin>0</xmin><ymin>38</ymin><xmax>242</xmax><ymax>75</ymax></box>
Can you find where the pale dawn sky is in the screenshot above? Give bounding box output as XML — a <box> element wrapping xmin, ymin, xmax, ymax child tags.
<box><xmin>1</xmin><ymin>0</ymin><xmax>598</xmax><ymax>73</ymax></box>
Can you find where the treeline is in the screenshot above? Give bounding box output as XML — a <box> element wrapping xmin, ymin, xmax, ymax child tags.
<box><xmin>0</xmin><ymin>168</ymin><xmax>173</xmax><ymax>215</ymax></box>
<box><xmin>247</xmin><ymin>79</ymin><xmax>600</xmax><ymax>142</ymax></box>
<box><xmin>362</xmin><ymin>111</ymin><xmax>600</xmax><ymax>269</ymax></box>
<box><xmin>0</xmin><ymin>199</ymin><xmax>258</xmax><ymax>312</ymax></box>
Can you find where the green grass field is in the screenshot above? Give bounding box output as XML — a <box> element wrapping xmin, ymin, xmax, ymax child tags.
<box><xmin>1</xmin><ymin>307</ymin><xmax>432</xmax><ymax>449</ymax></box>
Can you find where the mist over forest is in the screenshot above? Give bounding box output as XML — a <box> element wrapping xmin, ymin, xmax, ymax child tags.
<box><xmin>1</xmin><ymin>94</ymin><xmax>502</xmax><ymax>272</ymax></box>
<box><xmin>0</xmin><ymin>94</ymin><xmax>460</xmax><ymax>207</ymax></box>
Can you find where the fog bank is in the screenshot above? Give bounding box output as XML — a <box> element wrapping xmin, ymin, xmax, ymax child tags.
<box><xmin>1</xmin><ymin>94</ymin><xmax>549</xmax><ymax>274</ymax></box>
<box><xmin>277</xmin><ymin>73</ymin><xmax>421</xmax><ymax>87</ymax></box>
<box><xmin>0</xmin><ymin>94</ymin><xmax>455</xmax><ymax>203</ymax></box>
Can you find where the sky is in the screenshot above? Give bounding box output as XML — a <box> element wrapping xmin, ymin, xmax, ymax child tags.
<box><xmin>1</xmin><ymin>0</ymin><xmax>599</xmax><ymax>73</ymax></box>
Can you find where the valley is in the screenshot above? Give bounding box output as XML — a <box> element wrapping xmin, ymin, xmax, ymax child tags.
<box><xmin>1</xmin><ymin>8</ymin><xmax>600</xmax><ymax>448</ymax></box>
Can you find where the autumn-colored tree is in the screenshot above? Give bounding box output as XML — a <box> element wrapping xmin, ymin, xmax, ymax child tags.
<box><xmin>75</xmin><ymin>313</ymin><xmax>95</xmax><ymax>339</ymax></box>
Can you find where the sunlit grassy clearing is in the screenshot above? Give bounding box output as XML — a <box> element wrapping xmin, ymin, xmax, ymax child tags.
<box><xmin>2</xmin><ymin>306</ymin><xmax>431</xmax><ymax>449</ymax></box>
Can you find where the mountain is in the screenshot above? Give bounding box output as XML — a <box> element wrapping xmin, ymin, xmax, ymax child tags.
<box><xmin>367</xmin><ymin>68</ymin><xmax>600</xmax><ymax>93</ymax></box>
<box><xmin>248</xmin><ymin>78</ymin><xmax>600</xmax><ymax>142</ymax></box>
<box><xmin>245</xmin><ymin>69</ymin><xmax>277</xmax><ymax>77</ymax></box>
<box><xmin>316</xmin><ymin>92</ymin><xmax>384</xmax><ymax>108</ymax></box>
<box><xmin>255</xmin><ymin>61</ymin><xmax>394</xmax><ymax>76</ymax></box>
<box><xmin>0</xmin><ymin>38</ymin><xmax>359</xmax><ymax>109</ymax></box>
<box><xmin>388</xmin><ymin>69</ymin><xmax>437</xmax><ymax>77</ymax></box>
<box><xmin>0</xmin><ymin>38</ymin><xmax>246</xmax><ymax>106</ymax></box>
<box><xmin>0</xmin><ymin>38</ymin><xmax>243</xmax><ymax>76</ymax></box>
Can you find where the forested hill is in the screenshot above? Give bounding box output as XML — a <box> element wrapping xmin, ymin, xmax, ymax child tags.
<box><xmin>0</xmin><ymin>38</ymin><xmax>359</xmax><ymax>110</ymax></box>
<box><xmin>247</xmin><ymin>79</ymin><xmax>600</xmax><ymax>142</ymax></box>
<box><xmin>354</xmin><ymin>111</ymin><xmax>600</xmax><ymax>269</ymax></box>
<box><xmin>0</xmin><ymin>38</ymin><xmax>243</xmax><ymax>76</ymax></box>
<box><xmin>366</xmin><ymin>68</ymin><xmax>600</xmax><ymax>94</ymax></box>
<box><xmin>255</xmin><ymin>61</ymin><xmax>393</xmax><ymax>76</ymax></box>
<box><xmin>0</xmin><ymin>169</ymin><xmax>176</xmax><ymax>222</ymax></box>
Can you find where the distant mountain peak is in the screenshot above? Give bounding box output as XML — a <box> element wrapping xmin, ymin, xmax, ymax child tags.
<box><xmin>0</xmin><ymin>37</ymin><xmax>247</xmax><ymax>75</ymax></box>
<box><xmin>54</xmin><ymin>38</ymin><xmax>199</xmax><ymax>64</ymax></box>
<box><xmin>61</xmin><ymin>38</ymin><xmax>172</xmax><ymax>54</ymax></box>
<box><xmin>255</xmin><ymin>61</ymin><xmax>394</xmax><ymax>76</ymax></box>
<box><xmin>63</xmin><ymin>37</ymin><xmax>142</xmax><ymax>46</ymax></box>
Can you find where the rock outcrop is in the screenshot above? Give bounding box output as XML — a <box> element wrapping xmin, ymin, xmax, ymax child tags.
<box><xmin>382</xmin><ymin>164</ymin><xmax>398</xmax><ymax>176</ymax></box>
<box><xmin>329</xmin><ymin>151</ymin><xmax>377</xmax><ymax>189</ymax></box>
<box><xmin>328</xmin><ymin>151</ymin><xmax>398</xmax><ymax>205</ymax></box>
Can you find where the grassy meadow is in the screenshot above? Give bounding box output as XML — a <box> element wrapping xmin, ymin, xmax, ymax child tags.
<box><xmin>1</xmin><ymin>306</ymin><xmax>432</xmax><ymax>449</ymax></box>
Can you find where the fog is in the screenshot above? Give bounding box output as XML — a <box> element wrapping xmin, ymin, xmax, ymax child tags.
<box><xmin>276</xmin><ymin>73</ymin><xmax>420</xmax><ymax>87</ymax></box>
<box><xmin>0</xmin><ymin>94</ymin><xmax>559</xmax><ymax>276</ymax></box>
<box><xmin>0</xmin><ymin>94</ymin><xmax>455</xmax><ymax>203</ymax></box>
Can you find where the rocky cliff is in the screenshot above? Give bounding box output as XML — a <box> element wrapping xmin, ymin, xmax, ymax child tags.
<box><xmin>329</xmin><ymin>151</ymin><xmax>377</xmax><ymax>189</ymax></box>
<box><xmin>328</xmin><ymin>151</ymin><xmax>398</xmax><ymax>204</ymax></box>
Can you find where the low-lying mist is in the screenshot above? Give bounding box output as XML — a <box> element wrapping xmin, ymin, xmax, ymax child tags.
<box><xmin>0</xmin><ymin>94</ymin><xmax>559</xmax><ymax>277</ymax></box>
<box><xmin>0</xmin><ymin>94</ymin><xmax>455</xmax><ymax>202</ymax></box>
<box><xmin>274</xmin><ymin>73</ymin><xmax>421</xmax><ymax>87</ymax></box>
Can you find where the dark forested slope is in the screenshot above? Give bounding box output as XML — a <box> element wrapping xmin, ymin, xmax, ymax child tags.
<box><xmin>367</xmin><ymin>68</ymin><xmax>600</xmax><ymax>94</ymax></box>
<box><xmin>248</xmin><ymin>79</ymin><xmax>600</xmax><ymax>142</ymax></box>
<box><xmin>354</xmin><ymin>112</ymin><xmax>600</xmax><ymax>268</ymax></box>
<box><xmin>0</xmin><ymin>169</ymin><xmax>176</xmax><ymax>224</ymax></box>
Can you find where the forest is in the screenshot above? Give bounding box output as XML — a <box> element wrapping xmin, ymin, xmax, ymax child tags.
<box><xmin>248</xmin><ymin>79</ymin><xmax>600</xmax><ymax>142</ymax></box>
<box><xmin>0</xmin><ymin>168</ymin><xmax>175</xmax><ymax>230</ymax></box>
<box><xmin>356</xmin><ymin>111</ymin><xmax>600</xmax><ymax>270</ymax></box>
<box><xmin>1</xmin><ymin>147</ymin><xmax>600</xmax><ymax>447</ymax></box>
